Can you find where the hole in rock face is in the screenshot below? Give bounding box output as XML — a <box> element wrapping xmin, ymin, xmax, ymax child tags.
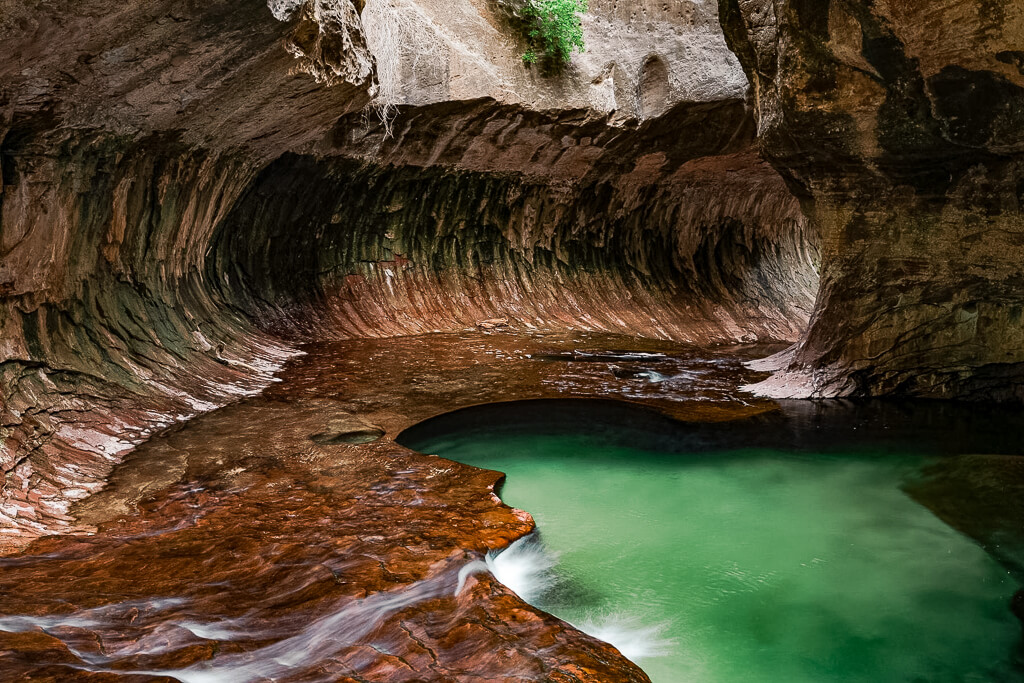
<box><xmin>639</xmin><ymin>56</ymin><xmax>671</xmax><ymax>119</ymax></box>
<box><xmin>399</xmin><ymin>399</ymin><xmax>1024</xmax><ymax>683</ymax></box>
<box><xmin>309</xmin><ymin>413</ymin><xmax>386</xmax><ymax>444</ymax></box>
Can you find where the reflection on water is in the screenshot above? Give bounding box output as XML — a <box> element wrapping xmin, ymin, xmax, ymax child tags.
<box><xmin>401</xmin><ymin>399</ymin><xmax>1024</xmax><ymax>683</ymax></box>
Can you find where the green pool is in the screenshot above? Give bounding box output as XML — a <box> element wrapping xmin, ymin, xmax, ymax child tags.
<box><xmin>401</xmin><ymin>400</ymin><xmax>1022</xmax><ymax>682</ymax></box>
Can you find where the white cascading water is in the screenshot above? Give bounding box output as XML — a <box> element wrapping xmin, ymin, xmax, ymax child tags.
<box><xmin>576</xmin><ymin>614</ymin><xmax>676</xmax><ymax>662</ymax></box>
<box><xmin>484</xmin><ymin>535</ymin><xmax>559</xmax><ymax>603</ymax></box>
<box><xmin>481</xmin><ymin>535</ymin><xmax>674</xmax><ymax>663</ymax></box>
<box><xmin>4</xmin><ymin>537</ymin><xmax>669</xmax><ymax>679</ymax></box>
<box><xmin>453</xmin><ymin>535</ymin><xmax>557</xmax><ymax>600</ymax></box>
<box><xmin>37</xmin><ymin>574</ymin><xmax>458</xmax><ymax>682</ymax></box>
<box><xmin>161</xmin><ymin>575</ymin><xmax>454</xmax><ymax>683</ymax></box>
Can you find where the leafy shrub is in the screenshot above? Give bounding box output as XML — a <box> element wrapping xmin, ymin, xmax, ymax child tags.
<box><xmin>517</xmin><ymin>0</ymin><xmax>588</xmax><ymax>67</ymax></box>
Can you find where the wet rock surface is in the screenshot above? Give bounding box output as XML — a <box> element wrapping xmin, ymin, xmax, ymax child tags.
<box><xmin>4</xmin><ymin>331</ymin><xmax>1024</xmax><ymax>681</ymax></box>
<box><xmin>0</xmin><ymin>0</ymin><xmax>375</xmax><ymax>549</ymax></box>
<box><xmin>310</xmin><ymin>415</ymin><xmax>386</xmax><ymax>445</ymax></box>
<box><xmin>3</xmin><ymin>0</ymin><xmax>1022</xmax><ymax>677</ymax></box>
<box><xmin>0</xmin><ymin>0</ymin><xmax>814</xmax><ymax>549</ymax></box>
<box><xmin>0</xmin><ymin>331</ymin><xmax>785</xmax><ymax>682</ymax></box>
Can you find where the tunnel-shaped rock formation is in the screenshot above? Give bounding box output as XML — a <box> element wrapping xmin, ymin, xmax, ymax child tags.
<box><xmin>0</xmin><ymin>0</ymin><xmax>816</xmax><ymax>548</ymax></box>
<box><xmin>4</xmin><ymin>0</ymin><xmax>1024</xmax><ymax>679</ymax></box>
<box><xmin>1</xmin><ymin>0</ymin><xmax>375</xmax><ymax>543</ymax></box>
<box><xmin>209</xmin><ymin>101</ymin><xmax>817</xmax><ymax>342</ymax></box>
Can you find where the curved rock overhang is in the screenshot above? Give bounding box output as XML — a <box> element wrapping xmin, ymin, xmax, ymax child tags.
<box><xmin>210</xmin><ymin>99</ymin><xmax>816</xmax><ymax>343</ymax></box>
<box><xmin>1</xmin><ymin>0</ymin><xmax>373</xmax><ymax>542</ymax></box>
<box><xmin>0</xmin><ymin>1</ymin><xmax>816</xmax><ymax>547</ymax></box>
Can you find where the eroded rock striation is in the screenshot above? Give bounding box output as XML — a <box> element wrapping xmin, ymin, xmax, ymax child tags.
<box><xmin>212</xmin><ymin>102</ymin><xmax>815</xmax><ymax>343</ymax></box>
<box><xmin>1</xmin><ymin>0</ymin><xmax>813</xmax><ymax>546</ymax></box>
<box><xmin>720</xmin><ymin>0</ymin><xmax>1024</xmax><ymax>399</ymax></box>
<box><xmin>3</xmin><ymin>0</ymin><xmax>1022</xmax><ymax>678</ymax></box>
<box><xmin>0</xmin><ymin>0</ymin><xmax>376</xmax><ymax>543</ymax></box>
<box><xmin>0</xmin><ymin>2</ymin><xmax>815</xmax><ymax>676</ymax></box>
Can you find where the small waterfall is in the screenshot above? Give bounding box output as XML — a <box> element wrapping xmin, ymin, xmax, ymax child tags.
<box><xmin>484</xmin><ymin>535</ymin><xmax>559</xmax><ymax>603</ymax></box>
<box><xmin>2</xmin><ymin>535</ymin><xmax>670</xmax><ymax>680</ymax></box>
<box><xmin>455</xmin><ymin>559</ymin><xmax>489</xmax><ymax>595</ymax></box>
<box><xmin>14</xmin><ymin>573</ymin><xmax>461</xmax><ymax>682</ymax></box>
<box><xmin>159</xmin><ymin>574</ymin><xmax>455</xmax><ymax>683</ymax></box>
<box><xmin>482</xmin><ymin>535</ymin><xmax>673</xmax><ymax>663</ymax></box>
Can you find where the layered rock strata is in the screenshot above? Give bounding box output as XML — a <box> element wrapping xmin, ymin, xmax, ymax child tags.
<box><xmin>1</xmin><ymin>0</ymin><xmax>814</xmax><ymax>546</ymax></box>
<box><xmin>4</xmin><ymin>0</ymin><xmax>1022</xmax><ymax>677</ymax></box>
<box><xmin>1</xmin><ymin>0</ymin><xmax>374</xmax><ymax>545</ymax></box>
<box><xmin>212</xmin><ymin>102</ymin><xmax>816</xmax><ymax>342</ymax></box>
<box><xmin>719</xmin><ymin>0</ymin><xmax>1024</xmax><ymax>399</ymax></box>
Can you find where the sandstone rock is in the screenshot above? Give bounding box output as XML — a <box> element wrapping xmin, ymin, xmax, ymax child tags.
<box><xmin>310</xmin><ymin>414</ymin><xmax>387</xmax><ymax>444</ymax></box>
<box><xmin>0</xmin><ymin>1</ymin><xmax>813</xmax><ymax>553</ymax></box>
<box><xmin>720</xmin><ymin>0</ymin><xmax>1024</xmax><ymax>400</ymax></box>
<box><xmin>0</xmin><ymin>0</ymin><xmax>820</xmax><ymax>621</ymax></box>
<box><xmin>0</xmin><ymin>0</ymin><xmax>376</xmax><ymax>546</ymax></box>
<box><xmin>359</xmin><ymin>0</ymin><xmax>747</xmax><ymax>117</ymax></box>
<box><xmin>4</xmin><ymin>332</ymin><xmax>747</xmax><ymax>682</ymax></box>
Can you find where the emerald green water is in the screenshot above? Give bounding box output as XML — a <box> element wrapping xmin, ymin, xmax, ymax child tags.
<box><xmin>403</xmin><ymin>404</ymin><xmax>1021</xmax><ymax>682</ymax></box>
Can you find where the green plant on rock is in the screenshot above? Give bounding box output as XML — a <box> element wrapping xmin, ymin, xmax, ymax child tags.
<box><xmin>518</xmin><ymin>0</ymin><xmax>588</xmax><ymax>66</ymax></box>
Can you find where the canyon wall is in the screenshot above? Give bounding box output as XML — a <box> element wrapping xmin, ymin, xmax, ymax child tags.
<box><xmin>8</xmin><ymin>1</ymin><xmax>1024</xmax><ymax>678</ymax></box>
<box><xmin>211</xmin><ymin>102</ymin><xmax>814</xmax><ymax>343</ymax></box>
<box><xmin>720</xmin><ymin>0</ymin><xmax>1024</xmax><ymax>399</ymax></box>
<box><xmin>0</xmin><ymin>0</ymin><xmax>812</xmax><ymax>546</ymax></box>
<box><xmin>222</xmin><ymin>0</ymin><xmax>813</xmax><ymax>346</ymax></box>
<box><xmin>0</xmin><ymin>0</ymin><xmax>376</xmax><ymax>542</ymax></box>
